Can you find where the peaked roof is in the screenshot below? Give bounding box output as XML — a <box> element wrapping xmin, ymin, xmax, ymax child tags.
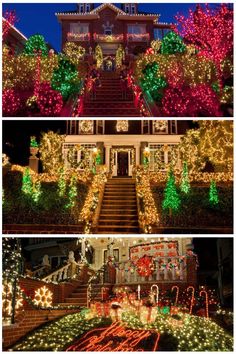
<box><xmin>90</xmin><ymin>3</ymin><xmax>126</xmax><ymax>15</ymax></box>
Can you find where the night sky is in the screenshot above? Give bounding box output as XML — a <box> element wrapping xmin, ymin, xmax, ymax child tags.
<box><xmin>2</xmin><ymin>3</ymin><xmax>220</xmax><ymax>52</ymax></box>
<box><xmin>3</xmin><ymin>120</ymin><xmax>66</xmax><ymax>166</ymax></box>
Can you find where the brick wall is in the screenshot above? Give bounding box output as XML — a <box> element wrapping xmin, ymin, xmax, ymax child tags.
<box><xmin>19</xmin><ymin>277</ymin><xmax>81</xmax><ymax>307</ymax></box>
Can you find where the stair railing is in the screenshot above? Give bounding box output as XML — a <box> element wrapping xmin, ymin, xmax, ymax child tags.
<box><xmin>31</xmin><ymin>266</ymin><xmax>48</xmax><ymax>278</ymax></box>
<box><xmin>42</xmin><ymin>262</ymin><xmax>79</xmax><ymax>283</ymax></box>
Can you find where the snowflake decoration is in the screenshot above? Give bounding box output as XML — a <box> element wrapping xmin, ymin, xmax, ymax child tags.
<box><xmin>34</xmin><ymin>286</ymin><xmax>53</xmax><ymax>307</ymax></box>
<box><xmin>2</xmin><ymin>283</ymin><xmax>23</xmax><ymax>316</ymax></box>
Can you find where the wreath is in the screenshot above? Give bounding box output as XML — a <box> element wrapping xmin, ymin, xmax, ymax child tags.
<box><xmin>67</xmin><ymin>144</ymin><xmax>90</xmax><ymax>169</ymax></box>
<box><xmin>136</xmin><ymin>255</ymin><xmax>154</xmax><ymax>277</ymax></box>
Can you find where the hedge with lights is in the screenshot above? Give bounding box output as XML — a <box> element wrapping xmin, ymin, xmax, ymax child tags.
<box><xmin>161</xmin><ymin>31</ymin><xmax>186</xmax><ymax>55</ymax></box>
<box><xmin>37</xmin><ymin>82</ymin><xmax>63</xmax><ymax>116</ymax></box>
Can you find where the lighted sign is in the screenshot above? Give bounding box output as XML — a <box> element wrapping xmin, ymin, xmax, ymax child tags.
<box><xmin>130</xmin><ymin>241</ymin><xmax>178</xmax><ymax>262</ymax></box>
<box><xmin>66</xmin><ymin>322</ymin><xmax>160</xmax><ymax>351</ymax></box>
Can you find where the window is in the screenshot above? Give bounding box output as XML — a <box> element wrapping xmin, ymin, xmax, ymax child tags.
<box><xmin>142</xmin><ymin>120</ymin><xmax>150</xmax><ymax>134</ymax></box>
<box><xmin>170</xmin><ymin>121</ymin><xmax>177</xmax><ymax>134</ymax></box>
<box><xmin>70</xmin><ymin>23</ymin><xmax>89</xmax><ymax>34</ymax></box>
<box><xmin>79</xmin><ymin>4</ymin><xmax>84</xmax><ymax>13</ymax></box>
<box><xmin>131</xmin><ymin>4</ymin><xmax>136</xmax><ymax>14</ymax></box>
<box><xmin>79</xmin><ymin>120</ymin><xmax>94</xmax><ymax>134</ymax></box>
<box><xmin>149</xmin><ymin>144</ymin><xmax>178</xmax><ymax>171</ymax></box>
<box><xmin>104</xmin><ymin>249</ymin><xmax>119</xmax><ymax>263</ymax></box>
<box><xmin>125</xmin><ymin>5</ymin><xmax>130</xmax><ymax>13</ymax></box>
<box><xmin>85</xmin><ymin>4</ymin><xmax>90</xmax><ymax>12</ymax></box>
<box><xmin>63</xmin><ymin>143</ymin><xmax>96</xmax><ymax>169</ymax></box>
<box><xmin>104</xmin><ymin>27</ymin><xmax>112</xmax><ymax>35</ymax></box>
<box><xmin>128</xmin><ymin>25</ymin><xmax>146</xmax><ymax>34</ymax></box>
<box><xmin>96</xmin><ymin>120</ymin><xmax>105</xmax><ymax>134</ymax></box>
<box><xmin>153</xmin><ymin>120</ymin><xmax>168</xmax><ymax>134</ymax></box>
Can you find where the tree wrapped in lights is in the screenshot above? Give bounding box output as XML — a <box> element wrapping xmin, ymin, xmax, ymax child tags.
<box><xmin>24</xmin><ymin>34</ymin><xmax>48</xmax><ymax>56</ymax></box>
<box><xmin>115</xmin><ymin>45</ymin><xmax>125</xmax><ymax>68</ymax></box>
<box><xmin>2</xmin><ymin>89</ymin><xmax>21</xmax><ymax>116</ymax></box>
<box><xmin>2</xmin><ymin>10</ymin><xmax>17</xmax><ymax>40</ymax></box>
<box><xmin>209</xmin><ymin>180</ymin><xmax>219</xmax><ymax>206</ymax></box>
<box><xmin>162</xmin><ymin>169</ymin><xmax>181</xmax><ymax>216</ymax></box>
<box><xmin>63</xmin><ymin>42</ymin><xmax>86</xmax><ymax>66</ymax></box>
<box><xmin>180</xmin><ymin>161</ymin><xmax>191</xmax><ymax>194</ymax></box>
<box><xmin>21</xmin><ymin>167</ymin><xmax>33</xmax><ymax>194</ymax></box>
<box><xmin>198</xmin><ymin>120</ymin><xmax>233</xmax><ymax>172</ymax></box>
<box><xmin>37</xmin><ymin>82</ymin><xmax>63</xmax><ymax>116</ymax></box>
<box><xmin>95</xmin><ymin>45</ymin><xmax>103</xmax><ymax>68</ymax></box>
<box><xmin>141</xmin><ymin>62</ymin><xmax>166</xmax><ymax>102</ymax></box>
<box><xmin>32</xmin><ymin>181</ymin><xmax>42</xmax><ymax>203</ymax></box>
<box><xmin>175</xmin><ymin>4</ymin><xmax>233</xmax><ymax>81</ymax></box>
<box><xmin>65</xmin><ymin>175</ymin><xmax>78</xmax><ymax>208</ymax></box>
<box><xmin>161</xmin><ymin>31</ymin><xmax>186</xmax><ymax>55</ymax></box>
<box><xmin>3</xmin><ymin>238</ymin><xmax>22</xmax><ymax>323</ymax></box>
<box><xmin>51</xmin><ymin>57</ymin><xmax>81</xmax><ymax>100</ymax></box>
<box><xmin>39</xmin><ymin>131</ymin><xmax>66</xmax><ymax>173</ymax></box>
<box><xmin>57</xmin><ymin>167</ymin><xmax>66</xmax><ymax>197</ymax></box>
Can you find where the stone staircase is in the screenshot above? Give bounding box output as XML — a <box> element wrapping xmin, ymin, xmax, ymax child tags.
<box><xmin>82</xmin><ymin>72</ymin><xmax>141</xmax><ymax>117</ymax></box>
<box><xmin>97</xmin><ymin>178</ymin><xmax>139</xmax><ymax>234</ymax></box>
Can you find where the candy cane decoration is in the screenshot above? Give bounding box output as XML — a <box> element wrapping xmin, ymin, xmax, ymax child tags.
<box><xmin>150</xmin><ymin>284</ymin><xmax>159</xmax><ymax>305</ymax></box>
<box><xmin>200</xmin><ymin>290</ymin><xmax>209</xmax><ymax>319</ymax></box>
<box><xmin>171</xmin><ymin>285</ymin><xmax>179</xmax><ymax>306</ymax></box>
<box><xmin>187</xmin><ymin>286</ymin><xmax>195</xmax><ymax>315</ymax></box>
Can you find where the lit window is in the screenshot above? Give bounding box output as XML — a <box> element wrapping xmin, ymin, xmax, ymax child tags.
<box><xmin>128</xmin><ymin>25</ymin><xmax>146</xmax><ymax>34</ymax></box>
<box><xmin>70</xmin><ymin>23</ymin><xmax>89</xmax><ymax>34</ymax></box>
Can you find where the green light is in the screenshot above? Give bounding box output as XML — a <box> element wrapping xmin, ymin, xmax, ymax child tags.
<box><xmin>24</xmin><ymin>34</ymin><xmax>48</xmax><ymax>56</ymax></box>
<box><xmin>141</xmin><ymin>62</ymin><xmax>166</xmax><ymax>102</ymax></box>
<box><xmin>21</xmin><ymin>168</ymin><xmax>32</xmax><ymax>195</ymax></box>
<box><xmin>180</xmin><ymin>161</ymin><xmax>191</xmax><ymax>194</ymax></box>
<box><xmin>51</xmin><ymin>57</ymin><xmax>81</xmax><ymax>100</ymax></box>
<box><xmin>209</xmin><ymin>180</ymin><xmax>219</xmax><ymax>205</ymax></box>
<box><xmin>162</xmin><ymin>169</ymin><xmax>181</xmax><ymax>215</ymax></box>
<box><xmin>161</xmin><ymin>31</ymin><xmax>186</xmax><ymax>55</ymax></box>
<box><xmin>65</xmin><ymin>175</ymin><xmax>78</xmax><ymax>208</ymax></box>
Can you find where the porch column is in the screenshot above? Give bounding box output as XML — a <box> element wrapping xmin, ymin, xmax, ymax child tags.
<box><xmin>140</xmin><ymin>142</ymin><xmax>148</xmax><ymax>165</ymax></box>
<box><xmin>105</xmin><ymin>144</ymin><xmax>111</xmax><ymax>172</ymax></box>
<box><xmin>135</xmin><ymin>144</ymin><xmax>140</xmax><ymax>166</ymax></box>
<box><xmin>96</xmin><ymin>142</ymin><xmax>104</xmax><ymax>164</ymax></box>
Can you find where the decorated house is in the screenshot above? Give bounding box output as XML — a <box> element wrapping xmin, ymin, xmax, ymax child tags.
<box><xmin>4</xmin><ymin>237</ymin><xmax>229</xmax><ymax>352</ymax></box>
<box><xmin>63</xmin><ymin>120</ymin><xmax>191</xmax><ymax>177</ymax></box>
<box><xmin>56</xmin><ymin>3</ymin><xmax>172</xmax><ymax>61</ymax></box>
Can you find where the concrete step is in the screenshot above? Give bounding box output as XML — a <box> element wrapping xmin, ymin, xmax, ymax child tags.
<box><xmin>101</xmin><ymin>209</ymin><xmax>137</xmax><ymax>214</ymax></box>
<box><xmin>97</xmin><ymin>225</ymin><xmax>139</xmax><ymax>233</ymax></box>
<box><xmin>99</xmin><ymin>214</ymin><xmax>138</xmax><ymax>220</ymax></box>
<box><xmin>98</xmin><ymin>220</ymin><xmax>139</xmax><ymax>226</ymax></box>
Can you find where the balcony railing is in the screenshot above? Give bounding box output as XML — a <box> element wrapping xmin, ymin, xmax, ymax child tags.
<box><xmin>115</xmin><ymin>257</ymin><xmax>187</xmax><ymax>284</ymax></box>
<box><xmin>127</xmin><ymin>33</ymin><xmax>150</xmax><ymax>42</ymax></box>
<box><xmin>67</xmin><ymin>32</ymin><xmax>90</xmax><ymax>42</ymax></box>
<box><xmin>94</xmin><ymin>33</ymin><xmax>124</xmax><ymax>42</ymax></box>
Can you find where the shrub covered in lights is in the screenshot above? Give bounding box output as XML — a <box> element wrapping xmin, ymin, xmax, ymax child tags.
<box><xmin>161</xmin><ymin>31</ymin><xmax>186</xmax><ymax>55</ymax></box>
<box><xmin>2</xmin><ymin>88</ymin><xmax>21</xmax><ymax>116</ymax></box>
<box><xmin>24</xmin><ymin>34</ymin><xmax>48</xmax><ymax>56</ymax></box>
<box><xmin>141</xmin><ymin>62</ymin><xmax>166</xmax><ymax>102</ymax></box>
<box><xmin>3</xmin><ymin>170</ymin><xmax>88</xmax><ymax>225</ymax></box>
<box><xmin>51</xmin><ymin>57</ymin><xmax>81</xmax><ymax>100</ymax></box>
<box><xmin>37</xmin><ymin>82</ymin><xmax>63</xmax><ymax>116</ymax></box>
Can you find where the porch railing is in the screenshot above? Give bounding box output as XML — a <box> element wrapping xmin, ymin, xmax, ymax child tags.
<box><xmin>115</xmin><ymin>258</ymin><xmax>187</xmax><ymax>284</ymax></box>
<box><xmin>127</xmin><ymin>33</ymin><xmax>150</xmax><ymax>42</ymax></box>
<box><xmin>67</xmin><ymin>33</ymin><xmax>90</xmax><ymax>41</ymax></box>
<box><xmin>42</xmin><ymin>262</ymin><xmax>79</xmax><ymax>283</ymax></box>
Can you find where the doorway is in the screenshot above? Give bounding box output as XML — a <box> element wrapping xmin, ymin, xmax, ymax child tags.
<box><xmin>117</xmin><ymin>152</ymin><xmax>128</xmax><ymax>176</ymax></box>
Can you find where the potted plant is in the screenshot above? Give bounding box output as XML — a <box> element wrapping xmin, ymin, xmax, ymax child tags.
<box><xmin>30</xmin><ymin>136</ymin><xmax>39</xmax><ymax>157</ymax></box>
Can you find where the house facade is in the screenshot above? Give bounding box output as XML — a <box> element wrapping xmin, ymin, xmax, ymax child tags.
<box><xmin>23</xmin><ymin>237</ymin><xmax>196</xmax><ymax>286</ymax></box>
<box><xmin>63</xmin><ymin>120</ymin><xmax>191</xmax><ymax>177</ymax></box>
<box><xmin>56</xmin><ymin>3</ymin><xmax>172</xmax><ymax>56</ymax></box>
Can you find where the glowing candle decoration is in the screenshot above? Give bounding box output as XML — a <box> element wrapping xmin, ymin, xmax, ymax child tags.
<box><xmin>137</xmin><ymin>285</ymin><xmax>141</xmax><ymax>300</ymax></box>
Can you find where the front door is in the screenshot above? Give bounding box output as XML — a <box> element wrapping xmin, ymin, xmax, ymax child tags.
<box><xmin>117</xmin><ymin>152</ymin><xmax>128</xmax><ymax>176</ymax></box>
